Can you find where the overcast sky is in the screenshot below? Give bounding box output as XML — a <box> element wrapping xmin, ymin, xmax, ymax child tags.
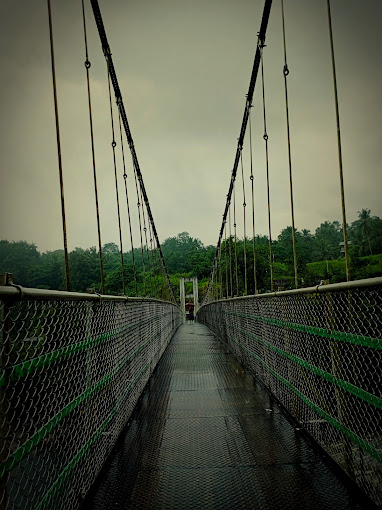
<box><xmin>0</xmin><ymin>0</ymin><xmax>381</xmax><ymax>253</ymax></box>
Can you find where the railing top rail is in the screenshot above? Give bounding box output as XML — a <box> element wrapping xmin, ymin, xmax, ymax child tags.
<box><xmin>0</xmin><ymin>285</ymin><xmax>178</xmax><ymax>305</ymax></box>
<box><xmin>200</xmin><ymin>276</ymin><xmax>382</xmax><ymax>306</ymax></box>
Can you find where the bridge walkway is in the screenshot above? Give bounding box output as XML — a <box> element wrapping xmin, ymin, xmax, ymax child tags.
<box><xmin>86</xmin><ymin>323</ymin><xmax>369</xmax><ymax>509</ymax></box>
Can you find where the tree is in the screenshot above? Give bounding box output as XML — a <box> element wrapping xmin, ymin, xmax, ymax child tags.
<box><xmin>69</xmin><ymin>247</ymin><xmax>101</xmax><ymax>292</ymax></box>
<box><xmin>312</xmin><ymin>221</ymin><xmax>343</xmax><ymax>261</ymax></box>
<box><xmin>0</xmin><ymin>240</ymin><xmax>40</xmax><ymax>285</ymax></box>
<box><xmin>273</xmin><ymin>227</ymin><xmax>312</xmax><ymax>275</ymax></box>
<box><xmin>350</xmin><ymin>209</ymin><xmax>382</xmax><ymax>256</ymax></box>
<box><xmin>30</xmin><ymin>250</ymin><xmax>66</xmax><ymax>290</ymax></box>
<box><xmin>103</xmin><ymin>242</ymin><xmax>121</xmax><ymax>274</ymax></box>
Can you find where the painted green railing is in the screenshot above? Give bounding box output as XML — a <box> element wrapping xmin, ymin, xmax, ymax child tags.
<box><xmin>197</xmin><ymin>277</ymin><xmax>382</xmax><ymax>507</ymax></box>
<box><xmin>0</xmin><ymin>286</ymin><xmax>182</xmax><ymax>510</ymax></box>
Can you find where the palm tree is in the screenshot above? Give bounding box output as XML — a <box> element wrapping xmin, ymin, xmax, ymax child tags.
<box><xmin>353</xmin><ymin>209</ymin><xmax>373</xmax><ymax>255</ymax></box>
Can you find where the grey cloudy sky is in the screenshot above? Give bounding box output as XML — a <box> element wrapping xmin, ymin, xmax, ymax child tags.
<box><xmin>0</xmin><ymin>0</ymin><xmax>381</xmax><ymax>253</ymax></box>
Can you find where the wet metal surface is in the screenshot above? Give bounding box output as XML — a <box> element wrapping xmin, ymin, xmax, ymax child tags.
<box><xmin>86</xmin><ymin>324</ymin><xmax>371</xmax><ymax>509</ymax></box>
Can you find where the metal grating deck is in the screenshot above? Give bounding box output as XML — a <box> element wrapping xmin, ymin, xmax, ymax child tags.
<box><xmin>85</xmin><ymin>323</ymin><xmax>372</xmax><ymax>509</ymax></box>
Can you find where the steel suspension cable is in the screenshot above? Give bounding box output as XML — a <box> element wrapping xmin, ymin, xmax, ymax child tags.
<box><xmin>213</xmin><ymin>263</ymin><xmax>217</xmax><ymax>301</ymax></box>
<box><xmin>215</xmin><ymin>264</ymin><xmax>219</xmax><ymax>301</ymax></box>
<box><xmin>159</xmin><ymin>243</ymin><xmax>166</xmax><ymax>299</ymax></box>
<box><xmin>148</xmin><ymin>220</ymin><xmax>154</xmax><ymax>265</ymax></box>
<box><xmin>80</xmin><ymin>0</ymin><xmax>104</xmax><ymax>293</ymax></box>
<box><xmin>90</xmin><ymin>0</ymin><xmax>176</xmax><ymax>303</ymax></box>
<box><xmin>281</xmin><ymin>0</ymin><xmax>298</xmax><ymax>289</ymax></box>
<box><xmin>240</xmin><ymin>150</ymin><xmax>248</xmax><ymax>295</ymax></box>
<box><xmin>233</xmin><ymin>182</ymin><xmax>239</xmax><ymax>296</ymax></box>
<box><xmin>152</xmin><ymin>239</ymin><xmax>162</xmax><ymax>298</ymax></box>
<box><xmin>218</xmin><ymin>244</ymin><xmax>223</xmax><ymax>299</ymax></box>
<box><xmin>248</xmin><ymin>104</ymin><xmax>258</xmax><ymax>294</ymax></box>
<box><xmin>139</xmin><ymin>187</ymin><xmax>153</xmax><ymax>296</ymax></box>
<box><xmin>148</xmin><ymin>221</ymin><xmax>158</xmax><ymax>297</ymax></box>
<box><xmin>228</xmin><ymin>204</ymin><xmax>233</xmax><ymax>297</ymax></box>
<box><xmin>132</xmin><ymin>162</ymin><xmax>146</xmax><ymax>295</ymax></box>
<box><xmin>155</xmin><ymin>248</ymin><xmax>161</xmax><ymax>299</ymax></box>
<box><xmin>107</xmin><ymin>68</ymin><xmax>125</xmax><ymax>294</ymax></box>
<box><xmin>260</xmin><ymin>42</ymin><xmax>274</xmax><ymax>291</ymax></box>
<box><xmin>118</xmin><ymin>110</ymin><xmax>138</xmax><ymax>295</ymax></box>
<box><xmin>326</xmin><ymin>0</ymin><xmax>350</xmax><ymax>281</ymax></box>
<box><xmin>203</xmin><ymin>0</ymin><xmax>272</xmax><ymax>302</ymax></box>
<box><xmin>47</xmin><ymin>0</ymin><xmax>70</xmax><ymax>291</ymax></box>
<box><xmin>224</xmin><ymin>223</ymin><xmax>229</xmax><ymax>298</ymax></box>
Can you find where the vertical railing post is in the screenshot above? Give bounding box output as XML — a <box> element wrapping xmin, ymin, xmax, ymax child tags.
<box><xmin>179</xmin><ymin>278</ymin><xmax>185</xmax><ymax>322</ymax></box>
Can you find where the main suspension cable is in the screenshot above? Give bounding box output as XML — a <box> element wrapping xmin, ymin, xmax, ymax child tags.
<box><xmin>218</xmin><ymin>243</ymin><xmax>223</xmax><ymax>300</ymax></box>
<box><xmin>132</xmin><ymin>160</ymin><xmax>146</xmax><ymax>295</ymax></box>
<box><xmin>259</xmin><ymin>41</ymin><xmax>274</xmax><ymax>291</ymax></box>
<box><xmin>118</xmin><ymin>110</ymin><xmax>138</xmax><ymax>295</ymax></box>
<box><xmin>107</xmin><ymin>67</ymin><xmax>125</xmax><ymax>294</ymax></box>
<box><xmin>140</xmin><ymin>186</ymin><xmax>153</xmax><ymax>296</ymax></box>
<box><xmin>90</xmin><ymin>0</ymin><xmax>176</xmax><ymax>302</ymax></box>
<box><xmin>281</xmin><ymin>0</ymin><xmax>298</xmax><ymax>289</ymax></box>
<box><xmin>224</xmin><ymin>223</ymin><xmax>229</xmax><ymax>298</ymax></box>
<box><xmin>233</xmin><ymin>182</ymin><xmax>239</xmax><ymax>296</ymax></box>
<box><xmin>48</xmin><ymin>0</ymin><xmax>70</xmax><ymax>291</ymax></box>
<box><xmin>240</xmin><ymin>149</ymin><xmax>247</xmax><ymax>295</ymax></box>
<box><xmin>248</xmin><ymin>103</ymin><xmax>258</xmax><ymax>294</ymax></box>
<box><xmin>204</xmin><ymin>0</ymin><xmax>273</xmax><ymax>303</ymax></box>
<box><xmin>228</xmin><ymin>203</ymin><xmax>233</xmax><ymax>297</ymax></box>
<box><xmin>148</xmin><ymin>220</ymin><xmax>158</xmax><ymax>297</ymax></box>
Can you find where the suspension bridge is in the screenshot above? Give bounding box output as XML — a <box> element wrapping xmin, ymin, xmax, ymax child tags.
<box><xmin>1</xmin><ymin>1</ymin><xmax>381</xmax><ymax>509</ymax></box>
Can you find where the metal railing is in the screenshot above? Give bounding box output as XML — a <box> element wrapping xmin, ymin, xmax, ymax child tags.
<box><xmin>0</xmin><ymin>285</ymin><xmax>182</xmax><ymax>509</ymax></box>
<box><xmin>197</xmin><ymin>277</ymin><xmax>382</xmax><ymax>507</ymax></box>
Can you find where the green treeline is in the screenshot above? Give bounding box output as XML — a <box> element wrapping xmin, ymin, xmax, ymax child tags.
<box><xmin>0</xmin><ymin>209</ymin><xmax>381</xmax><ymax>299</ymax></box>
<box><xmin>0</xmin><ymin>233</ymin><xmax>216</xmax><ymax>299</ymax></box>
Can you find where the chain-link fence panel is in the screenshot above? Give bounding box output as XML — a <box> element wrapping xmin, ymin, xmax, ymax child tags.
<box><xmin>198</xmin><ymin>278</ymin><xmax>382</xmax><ymax>507</ymax></box>
<box><xmin>0</xmin><ymin>288</ymin><xmax>182</xmax><ymax>510</ymax></box>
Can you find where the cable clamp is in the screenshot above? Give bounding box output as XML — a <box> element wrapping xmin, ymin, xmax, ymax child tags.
<box><xmin>315</xmin><ymin>280</ymin><xmax>327</xmax><ymax>293</ymax></box>
<box><xmin>10</xmin><ymin>283</ymin><xmax>25</xmax><ymax>300</ymax></box>
<box><xmin>283</xmin><ymin>64</ymin><xmax>289</xmax><ymax>76</ymax></box>
<box><xmin>85</xmin><ymin>60</ymin><xmax>91</xmax><ymax>69</ymax></box>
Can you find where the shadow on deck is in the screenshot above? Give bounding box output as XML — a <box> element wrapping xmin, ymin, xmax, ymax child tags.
<box><xmin>84</xmin><ymin>323</ymin><xmax>371</xmax><ymax>509</ymax></box>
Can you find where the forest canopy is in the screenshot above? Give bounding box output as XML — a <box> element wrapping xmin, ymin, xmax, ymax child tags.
<box><xmin>1</xmin><ymin>209</ymin><xmax>381</xmax><ymax>298</ymax></box>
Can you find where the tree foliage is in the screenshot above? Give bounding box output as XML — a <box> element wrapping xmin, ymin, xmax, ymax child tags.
<box><xmin>1</xmin><ymin>211</ymin><xmax>381</xmax><ymax>298</ymax></box>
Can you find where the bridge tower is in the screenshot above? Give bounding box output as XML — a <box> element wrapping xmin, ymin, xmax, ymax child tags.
<box><xmin>179</xmin><ymin>277</ymin><xmax>199</xmax><ymax>320</ymax></box>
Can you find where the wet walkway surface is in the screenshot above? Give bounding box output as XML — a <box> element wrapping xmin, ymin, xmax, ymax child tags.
<box><xmin>86</xmin><ymin>323</ymin><xmax>371</xmax><ymax>510</ymax></box>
